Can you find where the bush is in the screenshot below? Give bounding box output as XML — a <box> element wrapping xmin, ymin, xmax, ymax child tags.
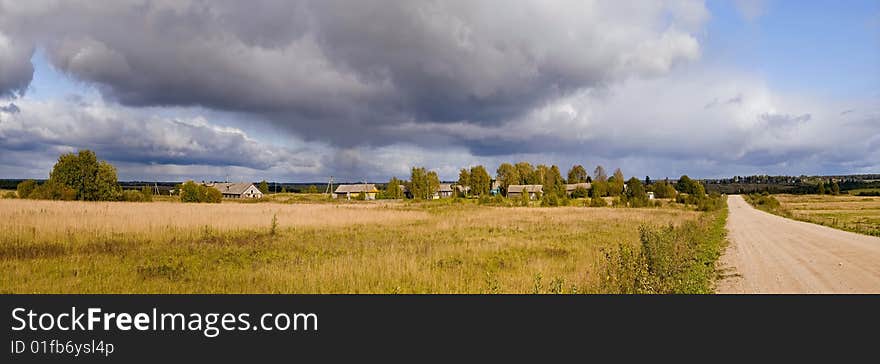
<box><xmin>589</xmin><ymin>196</ymin><xmax>607</xmax><ymax>207</ymax></box>
<box><xmin>541</xmin><ymin>193</ymin><xmax>560</xmax><ymax>207</ymax></box>
<box><xmin>570</xmin><ymin>187</ymin><xmax>589</xmax><ymax>198</ymax></box>
<box><xmin>28</xmin><ymin>182</ymin><xmax>77</xmax><ymax>200</ymax></box>
<box><xmin>122</xmin><ymin>190</ymin><xmax>149</xmax><ymax>202</ymax></box>
<box><xmin>3</xmin><ymin>191</ymin><xmax>17</xmax><ymax>199</ymax></box>
<box><xmin>17</xmin><ymin>180</ymin><xmax>37</xmax><ymax>199</ymax></box>
<box><xmin>599</xmin><ymin>207</ymin><xmax>728</xmax><ymax>293</ymax></box>
<box><xmin>180</xmin><ymin>181</ymin><xmax>222</xmax><ymax>203</ymax></box>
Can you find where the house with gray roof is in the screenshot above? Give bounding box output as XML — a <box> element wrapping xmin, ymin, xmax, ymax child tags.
<box><xmin>205</xmin><ymin>182</ymin><xmax>264</xmax><ymax>199</ymax></box>
<box><xmin>334</xmin><ymin>184</ymin><xmax>379</xmax><ymax>200</ymax></box>
<box><xmin>507</xmin><ymin>185</ymin><xmax>543</xmax><ymax>200</ymax></box>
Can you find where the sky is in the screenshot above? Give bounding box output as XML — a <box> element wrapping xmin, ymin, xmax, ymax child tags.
<box><xmin>1</xmin><ymin>0</ymin><xmax>878</xmax><ymax>183</ymax></box>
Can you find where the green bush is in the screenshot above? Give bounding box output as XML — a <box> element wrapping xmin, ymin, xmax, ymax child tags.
<box><xmin>589</xmin><ymin>196</ymin><xmax>607</xmax><ymax>207</ymax></box>
<box><xmin>28</xmin><ymin>182</ymin><xmax>77</xmax><ymax>200</ymax></box>
<box><xmin>180</xmin><ymin>181</ymin><xmax>222</xmax><ymax>203</ymax></box>
<box><xmin>541</xmin><ymin>193</ymin><xmax>560</xmax><ymax>207</ymax></box>
<box><xmin>600</xmin><ymin>205</ymin><xmax>728</xmax><ymax>294</ymax></box>
<box><xmin>17</xmin><ymin>180</ymin><xmax>37</xmax><ymax>199</ymax></box>
<box><xmin>570</xmin><ymin>187</ymin><xmax>589</xmax><ymax>198</ymax></box>
<box><xmin>3</xmin><ymin>191</ymin><xmax>17</xmax><ymax>199</ymax></box>
<box><xmin>122</xmin><ymin>190</ymin><xmax>148</xmax><ymax>202</ymax></box>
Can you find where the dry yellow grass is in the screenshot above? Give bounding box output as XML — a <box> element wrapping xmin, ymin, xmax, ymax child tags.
<box><xmin>774</xmin><ymin>194</ymin><xmax>880</xmax><ymax>236</ymax></box>
<box><xmin>1</xmin><ymin>199</ymin><xmax>700</xmax><ymax>293</ymax></box>
<box><xmin>0</xmin><ymin>199</ymin><xmax>428</xmax><ymax>244</ymax></box>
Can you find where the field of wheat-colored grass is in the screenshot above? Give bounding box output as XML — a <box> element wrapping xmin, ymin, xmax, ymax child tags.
<box><xmin>774</xmin><ymin>194</ymin><xmax>880</xmax><ymax>236</ymax></box>
<box><xmin>0</xmin><ymin>198</ymin><xmax>700</xmax><ymax>293</ymax></box>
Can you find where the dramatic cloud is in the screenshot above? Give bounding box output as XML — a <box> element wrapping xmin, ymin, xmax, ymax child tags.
<box><xmin>0</xmin><ymin>31</ymin><xmax>34</xmax><ymax>97</ymax></box>
<box><xmin>0</xmin><ymin>1</ymin><xmax>875</xmax><ymax>181</ymax></box>
<box><xmin>0</xmin><ymin>0</ymin><xmax>706</xmax><ymax>144</ymax></box>
<box><xmin>0</xmin><ymin>98</ymin><xmax>322</xmax><ymax>179</ymax></box>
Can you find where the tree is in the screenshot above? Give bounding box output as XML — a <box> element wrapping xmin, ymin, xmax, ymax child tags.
<box><xmin>496</xmin><ymin>163</ymin><xmax>519</xmax><ymax>194</ymax></box>
<box><xmin>258</xmin><ymin>180</ymin><xmax>269</xmax><ymax>194</ymax></box>
<box><xmin>427</xmin><ymin>170</ymin><xmax>440</xmax><ymax>198</ymax></box>
<box><xmin>817</xmin><ymin>181</ymin><xmax>825</xmax><ymax>195</ymax></box>
<box><xmin>515</xmin><ymin>162</ymin><xmax>535</xmax><ymax>184</ymax></box>
<box><xmin>544</xmin><ymin>165</ymin><xmax>565</xmax><ymax>196</ymax></box>
<box><xmin>567</xmin><ymin>165</ymin><xmax>588</xmax><ymax>184</ymax></box>
<box><xmin>386</xmin><ymin>177</ymin><xmax>403</xmax><ymax>199</ymax></box>
<box><xmin>469</xmin><ymin>165</ymin><xmax>491</xmax><ymax>196</ymax></box>
<box><xmin>409</xmin><ymin>167</ymin><xmax>439</xmax><ymax>199</ymax></box>
<box><xmin>591</xmin><ymin>180</ymin><xmax>608</xmax><ymax>197</ymax></box>
<box><xmin>458</xmin><ymin>168</ymin><xmax>471</xmax><ymax>196</ymax></box>
<box><xmin>625</xmin><ymin>177</ymin><xmax>649</xmax><ymax>207</ymax></box>
<box><xmin>609</xmin><ymin>168</ymin><xmax>625</xmax><ymax>196</ymax></box>
<box><xmin>16</xmin><ymin>180</ymin><xmax>37</xmax><ymax>199</ymax></box>
<box><xmin>594</xmin><ymin>165</ymin><xmax>607</xmax><ymax>182</ymax></box>
<box><xmin>831</xmin><ymin>182</ymin><xmax>840</xmax><ymax>195</ymax></box>
<box><xmin>676</xmin><ymin>175</ymin><xmax>692</xmax><ymax>193</ymax></box>
<box><xmin>651</xmin><ymin>180</ymin><xmax>677</xmax><ymax>199</ymax></box>
<box><xmin>307</xmin><ymin>185</ymin><xmax>318</xmax><ymax>193</ymax></box>
<box><xmin>645</xmin><ymin>176</ymin><xmax>651</xmax><ymax>186</ymax></box>
<box><xmin>533</xmin><ymin>164</ymin><xmax>550</xmax><ymax>186</ymax></box>
<box><xmin>47</xmin><ymin>150</ymin><xmax>121</xmax><ymax>201</ymax></box>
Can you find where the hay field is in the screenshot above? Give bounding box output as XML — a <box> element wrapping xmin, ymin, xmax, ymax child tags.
<box><xmin>775</xmin><ymin>194</ymin><xmax>880</xmax><ymax>237</ymax></box>
<box><xmin>1</xmin><ymin>199</ymin><xmax>699</xmax><ymax>293</ymax></box>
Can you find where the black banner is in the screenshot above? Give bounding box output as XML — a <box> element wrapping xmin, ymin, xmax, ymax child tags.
<box><xmin>2</xmin><ymin>295</ymin><xmax>877</xmax><ymax>362</ymax></box>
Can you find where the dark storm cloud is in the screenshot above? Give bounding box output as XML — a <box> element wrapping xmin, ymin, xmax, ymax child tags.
<box><xmin>0</xmin><ymin>0</ymin><xmax>705</xmax><ymax>148</ymax></box>
<box><xmin>0</xmin><ymin>32</ymin><xmax>34</xmax><ymax>97</ymax></box>
<box><xmin>0</xmin><ymin>99</ymin><xmax>316</xmax><ymax>172</ymax></box>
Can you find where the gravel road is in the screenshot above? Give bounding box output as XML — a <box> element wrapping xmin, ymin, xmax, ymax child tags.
<box><xmin>716</xmin><ymin>195</ymin><xmax>880</xmax><ymax>293</ymax></box>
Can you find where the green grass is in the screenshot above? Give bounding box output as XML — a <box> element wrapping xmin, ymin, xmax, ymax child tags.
<box><xmin>598</xmin><ymin>196</ymin><xmax>729</xmax><ymax>294</ymax></box>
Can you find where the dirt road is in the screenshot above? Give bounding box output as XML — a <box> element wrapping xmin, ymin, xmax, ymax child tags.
<box><xmin>717</xmin><ymin>195</ymin><xmax>880</xmax><ymax>293</ymax></box>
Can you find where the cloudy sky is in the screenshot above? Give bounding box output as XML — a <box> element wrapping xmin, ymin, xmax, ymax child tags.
<box><xmin>1</xmin><ymin>0</ymin><xmax>878</xmax><ymax>183</ymax></box>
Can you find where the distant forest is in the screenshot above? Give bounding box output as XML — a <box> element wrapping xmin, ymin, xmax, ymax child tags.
<box><xmin>3</xmin><ymin>173</ymin><xmax>879</xmax><ymax>195</ymax></box>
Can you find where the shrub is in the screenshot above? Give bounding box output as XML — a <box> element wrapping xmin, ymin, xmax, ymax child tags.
<box><xmin>180</xmin><ymin>181</ymin><xmax>222</xmax><ymax>203</ymax></box>
<box><xmin>3</xmin><ymin>191</ymin><xmax>17</xmax><ymax>199</ymax></box>
<box><xmin>17</xmin><ymin>180</ymin><xmax>37</xmax><ymax>199</ymax></box>
<box><xmin>570</xmin><ymin>187</ymin><xmax>589</xmax><ymax>198</ymax></box>
<box><xmin>600</xmin><ymin>207</ymin><xmax>728</xmax><ymax>294</ymax></box>
<box><xmin>541</xmin><ymin>193</ymin><xmax>559</xmax><ymax>207</ymax></box>
<box><xmin>140</xmin><ymin>186</ymin><xmax>153</xmax><ymax>202</ymax></box>
<box><xmin>28</xmin><ymin>182</ymin><xmax>77</xmax><ymax>200</ymax></box>
<box><xmin>589</xmin><ymin>196</ymin><xmax>607</xmax><ymax>207</ymax></box>
<box><xmin>122</xmin><ymin>190</ymin><xmax>149</xmax><ymax>202</ymax></box>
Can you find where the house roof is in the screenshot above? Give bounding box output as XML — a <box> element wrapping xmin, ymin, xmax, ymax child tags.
<box><xmin>565</xmin><ymin>182</ymin><xmax>592</xmax><ymax>192</ymax></box>
<box><xmin>507</xmin><ymin>184</ymin><xmax>543</xmax><ymax>193</ymax></box>
<box><xmin>438</xmin><ymin>183</ymin><xmax>453</xmax><ymax>192</ymax></box>
<box><xmin>334</xmin><ymin>184</ymin><xmax>379</xmax><ymax>193</ymax></box>
<box><xmin>206</xmin><ymin>182</ymin><xmax>259</xmax><ymax>195</ymax></box>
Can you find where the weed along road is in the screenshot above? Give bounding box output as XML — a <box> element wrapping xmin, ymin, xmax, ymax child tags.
<box><xmin>718</xmin><ymin>195</ymin><xmax>880</xmax><ymax>293</ymax></box>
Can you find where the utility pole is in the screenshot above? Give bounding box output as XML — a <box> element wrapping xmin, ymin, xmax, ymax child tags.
<box><xmin>325</xmin><ymin>176</ymin><xmax>334</xmax><ymax>195</ymax></box>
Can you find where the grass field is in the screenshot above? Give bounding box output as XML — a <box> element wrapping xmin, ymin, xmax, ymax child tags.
<box><xmin>1</xmin><ymin>198</ymin><xmax>722</xmax><ymax>293</ymax></box>
<box><xmin>769</xmin><ymin>194</ymin><xmax>880</xmax><ymax>237</ymax></box>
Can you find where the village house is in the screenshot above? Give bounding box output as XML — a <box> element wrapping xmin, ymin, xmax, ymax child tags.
<box><xmin>564</xmin><ymin>182</ymin><xmax>592</xmax><ymax>197</ymax></box>
<box><xmin>334</xmin><ymin>184</ymin><xmax>379</xmax><ymax>200</ymax></box>
<box><xmin>506</xmin><ymin>185</ymin><xmax>543</xmax><ymax>200</ymax></box>
<box><xmin>490</xmin><ymin>181</ymin><xmax>502</xmax><ymax>196</ymax></box>
<box><xmin>435</xmin><ymin>183</ymin><xmax>454</xmax><ymax>199</ymax></box>
<box><xmin>205</xmin><ymin>182</ymin><xmax>264</xmax><ymax>199</ymax></box>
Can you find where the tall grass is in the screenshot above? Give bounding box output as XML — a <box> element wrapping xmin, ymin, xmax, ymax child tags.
<box><xmin>1</xmin><ymin>199</ymin><xmax>704</xmax><ymax>293</ymax></box>
<box><xmin>599</xmin><ymin>196</ymin><xmax>728</xmax><ymax>294</ymax></box>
